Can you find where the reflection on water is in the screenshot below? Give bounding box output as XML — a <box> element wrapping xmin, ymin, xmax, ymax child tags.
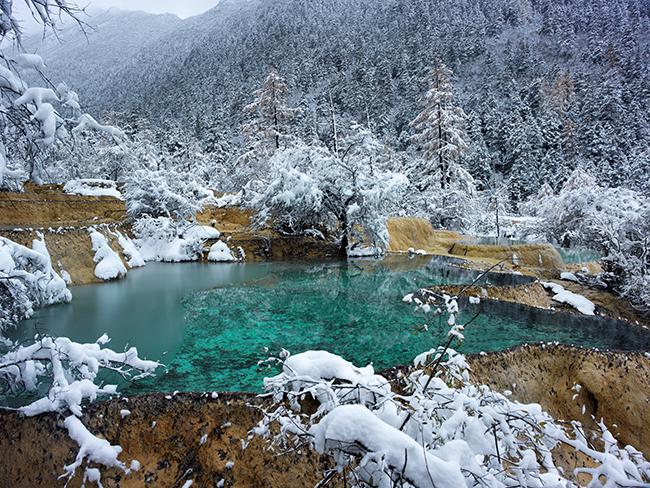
<box><xmin>15</xmin><ymin>262</ymin><xmax>273</xmax><ymax>362</ymax></box>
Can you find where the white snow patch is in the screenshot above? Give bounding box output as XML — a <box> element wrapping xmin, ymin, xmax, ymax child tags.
<box><xmin>208</xmin><ymin>241</ymin><xmax>236</xmax><ymax>262</ymax></box>
<box><xmin>90</xmin><ymin>230</ymin><xmax>127</xmax><ymax>280</ymax></box>
<box><xmin>560</xmin><ymin>271</ymin><xmax>579</xmax><ymax>282</ymax></box>
<box><xmin>116</xmin><ymin>231</ymin><xmax>145</xmax><ymax>268</ymax></box>
<box><xmin>310</xmin><ymin>405</ymin><xmax>465</xmax><ymax>488</ymax></box>
<box><xmin>63</xmin><ymin>179</ymin><xmax>123</xmax><ymax>199</ymax></box>
<box><xmin>183</xmin><ymin>225</ymin><xmax>220</xmax><ymax>240</ymax></box>
<box><xmin>541</xmin><ymin>281</ymin><xmax>595</xmax><ymax>315</ymax></box>
<box><xmin>62</xmin><ymin>415</ymin><xmax>128</xmax><ymax>483</ymax></box>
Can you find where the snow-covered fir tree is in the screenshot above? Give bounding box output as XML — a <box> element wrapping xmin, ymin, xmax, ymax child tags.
<box><xmin>410</xmin><ymin>56</ymin><xmax>469</xmax><ymax>192</ymax></box>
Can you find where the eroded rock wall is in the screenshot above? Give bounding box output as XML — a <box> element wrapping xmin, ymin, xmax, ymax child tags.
<box><xmin>0</xmin><ymin>392</ymin><xmax>338</xmax><ymax>488</ymax></box>
<box><xmin>467</xmin><ymin>343</ymin><xmax>650</xmax><ymax>455</ymax></box>
<box><xmin>0</xmin><ymin>225</ymin><xmax>130</xmax><ymax>286</ymax></box>
<box><xmin>449</xmin><ymin>242</ymin><xmax>566</xmax><ymax>270</ymax></box>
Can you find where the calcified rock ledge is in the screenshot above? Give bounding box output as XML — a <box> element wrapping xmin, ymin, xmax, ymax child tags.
<box><xmin>1</xmin><ymin>344</ymin><xmax>648</xmax><ymax>487</ymax></box>
<box><xmin>466</xmin><ymin>343</ymin><xmax>650</xmax><ymax>454</ymax></box>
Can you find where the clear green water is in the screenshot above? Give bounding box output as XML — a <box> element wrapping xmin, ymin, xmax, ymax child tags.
<box><xmin>129</xmin><ymin>256</ymin><xmax>650</xmax><ymax>394</ymax></box>
<box><xmin>461</xmin><ymin>237</ymin><xmax>536</xmax><ymax>246</ymax></box>
<box><xmin>556</xmin><ymin>248</ymin><xmax>602</xmax><ymax>264</ymax></box>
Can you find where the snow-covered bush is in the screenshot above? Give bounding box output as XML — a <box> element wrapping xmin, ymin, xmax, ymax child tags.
<box><xmin>0</xmin><ymin>235</ymin><xmax>71</xmax><ymax>331</ymax></box>
<box><xmin>524</xmin><ymin>169</ymin><xmax>650</xmax><ymax>311</ymax></box>
<box><xmin>253</xmin><ymin>287</ymin><xmax>650</xmax><ymax>488</ymax></box>
<box><xmin>245</xmin><ymin>131</ymin><xmax>408</xmax><ymax>256</ymax></box>
<box><xmin>247</xmin><ymin>145</ymin><xmax>328</xmax><ymax>234</ymax></box>
<box><xmin>123</xmin><ymin>169</ymin><xmax>211</xmax><ymax>222</ymax></box>
<box><xmin>133</xmin><ymin>217</ymin><xmax>219</xmax><ymax>262</ymax></box>
<box><xmin>405</xmin><ymin>163</ymin><xmax>479</xmax><ymax>232</ymax></box>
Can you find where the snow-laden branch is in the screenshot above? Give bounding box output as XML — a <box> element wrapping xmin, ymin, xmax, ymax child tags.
<box><xmin>0</xmin><ymin>334</ymin><xmax>159</xmax><ymax>417</ymax></box>
<box><xmin>253</xmin><ymin>287</ymin><xmax>650</xmax><ymax>488</ymax></box>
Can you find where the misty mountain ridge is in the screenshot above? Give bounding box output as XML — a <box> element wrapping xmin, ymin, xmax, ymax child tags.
<box><xmin>22</xmin><ymin>0</ymin><xmax>650</xmax><ymax>198</ymax></box>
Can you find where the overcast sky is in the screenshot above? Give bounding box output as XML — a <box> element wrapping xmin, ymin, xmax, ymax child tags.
<box><xmin>82</xmin><ymin>0</ymin><xmax>219</xmax><ymax>19</ymax></box>
<box><xmin>14</xmin><ymin>0</ymin><xmax>218</xmax><ymax>35</ymax></box>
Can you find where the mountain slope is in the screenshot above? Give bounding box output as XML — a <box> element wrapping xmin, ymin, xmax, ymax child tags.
<box><xmin>23</xmin><ymin>0</ymin><xmax>650</xmax><ymax>197</ymax></box>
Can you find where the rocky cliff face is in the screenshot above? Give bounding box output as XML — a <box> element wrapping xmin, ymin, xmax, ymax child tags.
<box><xmin>467</xmin><ymin>344</ymin><xmax>650</xmax><ymax>455</ymax></box>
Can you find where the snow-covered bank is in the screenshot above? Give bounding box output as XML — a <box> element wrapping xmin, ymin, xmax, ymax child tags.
<box><xmin>2</xmin><ymin>345</ymin><xmax>649</xmax><ymax>487</ymax></box>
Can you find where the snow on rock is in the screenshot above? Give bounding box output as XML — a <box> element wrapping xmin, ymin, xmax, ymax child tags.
<box><xmin>63</xmin><ymin>179</ymin><xmax>123</xmax><ymax>199</ymax></box>
<box><xmin>208</xmin><ymin>240</ymin><xmax>236</xmax><ymax>262</ymax></box>
<box><xmin>310</xmin><ymin>404</ymin><xmax>465</xmax><ymax>488</ymax></box>
<box><xmin>183</xmin><ymin>225</ymin><xmax>220</xmax><ymax>241</ymax></box>
<box><xmin>541</xmin><ymin>281</ymin><xmax>595</xmax><ymax>315</ymax></box>
<box><xmin>115</xmin><ymin>231</ymin><xmax>145</xmax><ymax>268</ymax></box>
<box><xmin>347</xmin><ymin>245</ymin><xmax>381</xmax><ymax>257</ymax></box>
<box><xmin>90</xmin><ymin>230</ymin><xmax>127</xmax><ymax>280</ymax></box>
<box><xmin>560</xmin><ymin>271</ymin><xmax>579</xmax><ymax>282</ymax></box>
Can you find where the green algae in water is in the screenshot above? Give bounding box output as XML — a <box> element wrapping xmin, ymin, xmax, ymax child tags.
<box><xmin>133</xmin><ymin>258</ymin><xmax>650</xmax><ymax>394</ymax></box>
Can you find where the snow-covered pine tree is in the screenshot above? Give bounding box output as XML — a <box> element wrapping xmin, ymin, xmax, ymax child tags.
<box><xmin>410</xmin><ymin>55</ymin><xmax>469</xmax><ymax>191</ymax></box>
<box><xmin>241</xmin><ymin>67</ymin><xmax>301</xmax><ymax>160</ymax></box>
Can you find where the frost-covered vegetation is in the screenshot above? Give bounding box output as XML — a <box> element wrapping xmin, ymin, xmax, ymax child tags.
<box><xmin>1</xmin><ymin>4</ymin><xmax>162</xmax><ymax>485</ymax></box>
<box><xmin>254</xmin><ymin>290</ymin><xmax>650</xmax><ymax>487</ymax></box>
<box><xmin>2</xmin><ymin>0</ymin><xmax>650</xmax><ymax>484</ymax></box>
<box><xmin>522</xmin><ymin>169</ymin><xmax>650</xmax><ymax>312</ymax></box>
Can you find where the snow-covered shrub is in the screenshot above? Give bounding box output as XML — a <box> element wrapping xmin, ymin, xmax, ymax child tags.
<box><xmin>123</xmin><ymin>169</ymin><xmax>211</xmax><ymax>222</ymax></box>
<box><xmin>254</xmin><ymin>287</ymin><xmax>650</xmax><ymax>488</ymax></box>
<box><xmin>248</xmin><ymin>147</ymin><xmax>327</xmax><ymax>235</ymax></box>
<box><xmin>524</xmin><ymin>169</ymin><xmax>650</xmax><ymax>311</ymax></box>
<box><xmin>132</xmin><ymin>217</ymin><xmax>219</xmax><ymax>262</ymax></box>
<box><xmin>245</xmin><ymin>134</ymin><xmax>408</xmax><ymax>256</ymax></box>
<box><xmin>0</xmin><ymin>235</ymin><xmax>71</xmax><ymax>331</ymax></box>
<box><xmin>0</xmin><ymin>49</ymin><xmax>123</xmax><ymax>187</ymax></box>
